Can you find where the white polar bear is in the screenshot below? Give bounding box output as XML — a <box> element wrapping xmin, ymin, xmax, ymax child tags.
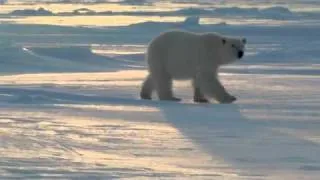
<box><xmin>140</xmin><ymin>30</ymin><xmax>246</xmax><ymax>103</ymax></box>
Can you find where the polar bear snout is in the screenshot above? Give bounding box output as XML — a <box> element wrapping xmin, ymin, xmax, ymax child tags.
<box><xmin>238</xmin><ymin>50</ymin><xmax>244</xmax><ymax>59</ymax></box>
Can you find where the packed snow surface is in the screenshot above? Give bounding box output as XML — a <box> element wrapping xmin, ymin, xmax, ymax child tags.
<box><xmin>0</xmin><ymin>1</ymin><xmax>320</xmax><ymax>179</ymax></box>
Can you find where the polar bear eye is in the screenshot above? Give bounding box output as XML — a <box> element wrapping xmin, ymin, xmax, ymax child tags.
<box><xmin>222</xmin><ymin>39</ymin><xmax>226</xmax><ymax>45</ymax></box>
<box><xmin>242</xmin><ymin>38</ymin><xmax>247</xmax><ymax>44</ymax></box>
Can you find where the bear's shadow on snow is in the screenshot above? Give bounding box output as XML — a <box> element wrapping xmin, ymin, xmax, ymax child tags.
<box><xmin>157</xmin><ymin>101</ymin><xmax>320</xmax><ymax>177</ymax></box>
<box><xmin>158</xmin><ymin>103</ymin><xmax>267</xmax><ymax>174</ymax></box>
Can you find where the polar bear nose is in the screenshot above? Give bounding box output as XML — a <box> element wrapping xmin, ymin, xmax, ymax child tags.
<box><xmin>238</xmin><ymin>51</ymin><xmax>244</xmax><ymax>59</ymax></box>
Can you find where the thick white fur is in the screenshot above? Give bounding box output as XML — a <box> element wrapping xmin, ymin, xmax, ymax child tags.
<box><xmin>140</xmin><ymin>30</ymin><xmax>246</xmax><ymax>103</ymax></box>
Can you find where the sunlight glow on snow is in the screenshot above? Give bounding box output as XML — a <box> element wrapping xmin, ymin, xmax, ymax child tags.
<box><xmin>0</xmin><ymin>4</ymin><xmax>149</xmax><ymax>13</ymax></box>
<box><xmin>0</xmin><ymin>71</ymin><xmax>147</xmax><ymax>85</ymax></box>
<box><xmin>0</xmin><ymin>108</ymin><xmax>236</xmax><ymax>178</ymax></box>
<box><xmin>55</xmin><ymin>104</ymin><xmax>159</xmax><ymax>112</ymax></box>
<box><xmin>91</xmin><ymin>44</ymin><xmax>146</xmax><ymax>55</ymax></box>
<box><xmin>1</xmin><ymin>15</ymin><xmax>185</xmax><ymax>27</ymax></box>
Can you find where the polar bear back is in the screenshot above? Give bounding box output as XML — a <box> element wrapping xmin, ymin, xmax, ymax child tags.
<box><xmin>146</xmin><ymin>30</ymin><xmax>224</xmax><ymax>80</ymax></box>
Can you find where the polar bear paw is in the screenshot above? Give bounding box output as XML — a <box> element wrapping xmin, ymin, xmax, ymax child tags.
<box><xmin>194</xmin><ymin>97</ymin><xmax>209</xmax><ymax>103</ymax></box>
<box><xmin>220</xmin><ymin>95</ymin><xmax>237</xmax><ymax>104</ymax></box>
<box><xmin>160</xmin><ymin>97</ymin><xmax>182</xmax><ymax>102</ymax></box>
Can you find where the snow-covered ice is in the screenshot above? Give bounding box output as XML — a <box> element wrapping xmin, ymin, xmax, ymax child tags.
<box><xmin>0</xmin><ymin>1</ymin><xmax>320</xmax><ymax>179</ymax></box>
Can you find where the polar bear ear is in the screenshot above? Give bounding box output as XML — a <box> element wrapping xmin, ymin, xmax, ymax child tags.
<box><xmin>242</xmin><ymin>38</ymin><xmax>247</xmax><ymax>44</ymax></box>
<box><xmin>222</xmin><ymin>38</ymin><xmax>226</xmax><ymax>45</ymax></box>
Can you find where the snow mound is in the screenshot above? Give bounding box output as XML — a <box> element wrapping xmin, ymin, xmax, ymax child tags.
<box><xmin>182</xmin><ymin>16</ymin><xmax>201</xmax><ymax>27</ymax></box>
<box><xmin>29</xmin><ymin>46</ymin><xmax>143</xmax><ymax>70</ymax></box>
<box><xmin>72</xmin><ymin>8</ymin><xmax>96</xmax><ymax>15</ymax></box>
<box><xmin>0</xmin><ymin>44</ymin><xmax>143</xmax><ymax>74</ymax></box>
<box><xmin>260</xmin><ymin>6</ymin><xmax>293</xmax><ymax>15</ymax></box>
<box><xmin>128</xmin><ymin>16</ymin><xmax>204</xmax><ymax>30</ymax></box>
<box><xmin>213</xmin><ymin>6</ymin><xmax>295</xmax><ymax>19</ymax></box>
<box><xmin>0</xmin><ymin>45</ymin><xmax>79</xmax><ymax>73</ymax></box>
<box><xmin>173</xmin><ymin>8</ymin><xmax>213</xmax><ymax>16</ymax></box>
<box><xmin>120</xmin><ymin>0</ymin><xmax>151</xmax><ymax>5</ymax></box>
<box><xmin>4</xmin><ymin>6</ymin><xmax>305</xmax><ymax>20</ymax></box>
<box><xmin>31</xmin><ymin>46</ymin><xmax>98</xmax><ymax>62</ymax></box>
<box><xmin>10</xmin><ymin>8</ymin><xmax>53</xmax><ymax>16</ymax></box>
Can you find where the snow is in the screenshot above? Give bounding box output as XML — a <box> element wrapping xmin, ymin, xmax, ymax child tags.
<box><xmin>1</xmin><ymin>1</ymin><xmax>320</xmax><ymax>179</ymax></box>
<box><xmin>2</xmin><ymin>6</ymin><xmax>320</xmax><ymax>20</ymax></box>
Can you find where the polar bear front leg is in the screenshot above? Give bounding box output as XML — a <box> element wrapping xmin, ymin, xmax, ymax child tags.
<box><xmin>196</xmin><ymin>72</ymin><xmax>236</xmax><ymax>104</ymax></box>
<box><xmin>192</xmin><ymin>79</ymin><xmax>209</xmax><ymax>103</ymax></box>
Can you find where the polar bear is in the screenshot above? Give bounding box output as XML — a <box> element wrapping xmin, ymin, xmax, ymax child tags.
<box><xmin>140</xmin><ymin>30</ymin><xmax>246</xmax><ymax>103</ymax></box>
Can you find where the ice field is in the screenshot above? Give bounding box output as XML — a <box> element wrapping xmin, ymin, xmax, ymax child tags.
<box><xmin>0</xmin><ymin>1</ymin><xmax>320</xmax><ymax>179</ymax></box>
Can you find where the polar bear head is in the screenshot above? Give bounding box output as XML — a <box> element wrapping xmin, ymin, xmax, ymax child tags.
<box><xmin>204</xmin><ymin>33</ymin><xmax>246</xmax><ymax>65</ymax></box>
<box><xmin>219</xmin><ymin>36</ymin><xmax>246</xmax><ymax>65</ymax></box>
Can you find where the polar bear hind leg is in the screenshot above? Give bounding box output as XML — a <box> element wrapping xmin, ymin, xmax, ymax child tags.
<box><xmin>140</xmin><ymin>72</ymin><xmax>181</xmax><ymax>101</ymax></box>
<box><xmin>152</xmin><ymin>71</ymin><xmax>181</xmax><ymax>101</ymax></box>
<box><xmin>140</xmin><ymin>74</ymin><xmax>154</xmax><ymax>100</ymax></box>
